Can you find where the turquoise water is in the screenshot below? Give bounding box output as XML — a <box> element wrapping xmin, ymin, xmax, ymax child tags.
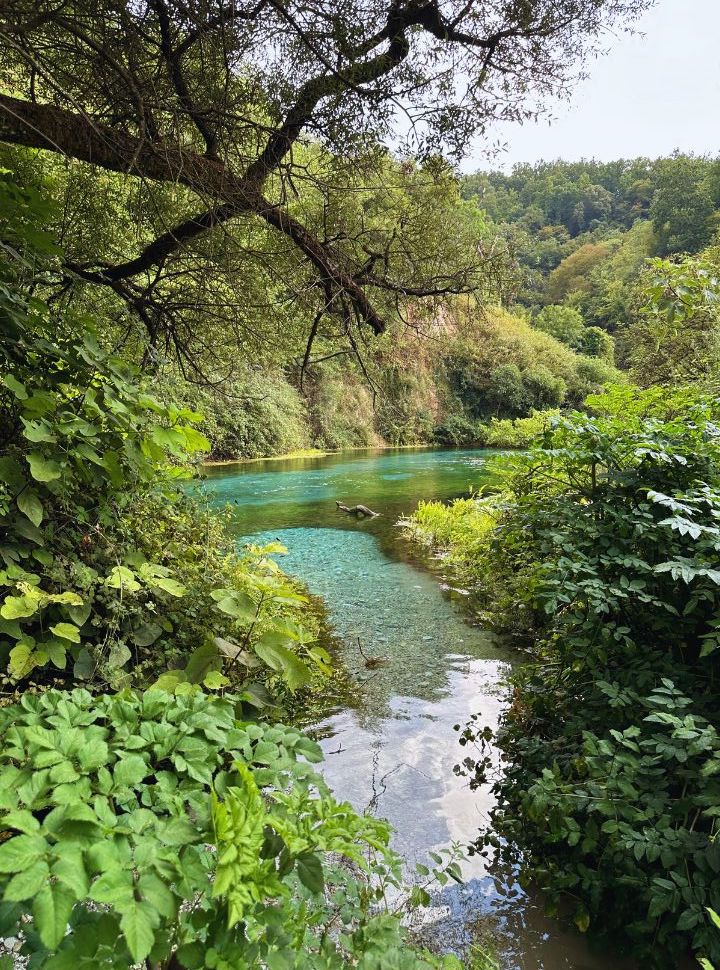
<box><xmin>201</xmin><ymin>448</ymin><xmax>632</xmax><ymax>970</ymax></box>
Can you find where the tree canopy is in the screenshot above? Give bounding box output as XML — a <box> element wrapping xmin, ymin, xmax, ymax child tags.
<box><xmin>0</xmin><ymin>0</ymin><xmax>651</xmax><ymax>366</ymax></box>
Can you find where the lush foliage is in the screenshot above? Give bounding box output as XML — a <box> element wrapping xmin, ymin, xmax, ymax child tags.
<box><xmin>0</xmin><ymin>171</ymin><xmax>463</xmax><ymax>970</ymax></box>
<box><xmin>0</xmin><ymin>688</ymin><xmax>459</xmax><ymax>969</ymax></box>
<box><xmin>410</xmin><ymin>387</ymin><xmax>720</xmax><ymax>966</ymax></box>
<box><xmin>620</xmin><ymin>253</ymin><xmax>720</xmax><ymax>388</ymax></box>
<box><xmin>0</xmin><ymin>173</ymin><xmax>328</xmax><ymax>700</ymax></box>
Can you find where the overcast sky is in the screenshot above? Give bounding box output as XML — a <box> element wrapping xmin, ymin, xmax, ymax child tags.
<box><xmin>463</xmin><ymin>0</ymin><xmax>720</xmax><ymax>172</ymax></box>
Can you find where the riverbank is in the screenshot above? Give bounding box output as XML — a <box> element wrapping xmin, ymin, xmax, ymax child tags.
<box><xmin>201</xmin><ymin>412</ymin><xmax>557</xmax><ymax>467</ymax></box>
<box><xmin>202</xmin><ymin>442</ymin><xmax>437</xmax><ymax>467</ymax></box>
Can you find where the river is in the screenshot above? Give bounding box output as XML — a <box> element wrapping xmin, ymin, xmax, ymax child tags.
<box><xmin>201</xmin><ymin>447</ymin><xmax>631</xmax><ymax>970</ymax></box>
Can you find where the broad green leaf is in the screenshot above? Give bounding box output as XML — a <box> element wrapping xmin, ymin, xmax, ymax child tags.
<box><xmin>16</xmin><ymin>489</ymin><xmax>43</xmax><ymax>526</ymax></box>
<box><xmin>114</xmin><ymin>754</ymin><xmax>148</xmax><ymax>787</ymax></box>
<box><xmin>73</xmin><ymin>648</ymin><xmax>94</xmax><ymax>680</ymax></box>
<box><xmin>214</xmin><ymin>591</ymin><xmax>256</xmax><ymax>622</ymax></box>
<box><xmin>183</xmin><ymin>640</ymin><xmax>221</xmax><ymax>684</ymax></box>
<box><xmin>3</xmin><ymin>859</ymin><xmax>49</xmax><ymax>901</ymax></box>
<box><xmin>203</xmin><ymin>670</ymin><xmax>229</xmax><ymax>690</ymax></box>
<box><xmin>9</xmin><ymin>643</ymin><xmax>43</xmax><ymax>678</ymax></box>
<box><xmin>296</xmin><ymin>852</ymin><xmax>324</xmax><ymax>894</ymax></box>
<box><xmin>108</xmin><ymin>642</ymin><xmax>132</xmax><ymax>669</ymax></box>
<box><xmin>22</xmin><ymin>419</ymin><xmax>57</xmax><ymax>444</ymax></box>
<box><xmin>0</xmin><ymin>457</ymin><xmax>25</xmax><ymax>490</ymax></box>
<box><xmin>89</xmin><ymin>868</ymin><xmax>134</xmax><ymax>906</ymax></box>
<box><xmin>0</xmin><ymin>834</ymin><xmax>47</xmax><ymax>873</ymax></box>
<box><xmin>254</xmin><ymin>633</ymin><xmax>311</xmax><ymax>691</ymax></box>
<box><xmin>131</xmin><ymin>621</ymin><xmax>163</xmax><ymax>647</ymax></box>
<box><xmin>120</xmin><ymin>899</ymin><xmax>157</xmax><ymax>962</ymax></box>
<box><xmin>33</xmin><ymin>882</ymin><xmax>76</xmax><ymax>948</ymax></box>
<box><xmin>2</xmin><ymin>375</ymin><xmax>27</xmax><ymax>400</ymax></box>
<box><xmin>105</xmin><ymin>565</ymin><xmax>140</xmax><ymax>593</ymax></box>
<box><xmin>40</xmin><ymin>639</ymin><xmax>67</xmax><ymax>669</ymax></box>
<box><xmin>67</xmin><ymin>601</ymin><xmax>91</xmax><ymax>626</ymax></box>
<box><xmin>52</xmin><ymin>846</ymin><xmax>89</xmax><ymax>897</ymax></box>
<box><xmin>27</xmin><ymin>452</ymin><xmax>62</xmax><ymax>483</ymax></box>
<box><xmin>50</xmin><ymin>622</ymin><xmax>81</xmax><ymax>643</ymax></box>
<box><xmin>1</xmin><ymin>593</ymin><xmax>38</xmax><ymax>620</ymax></box>
<box><xmin>152</xmin><ymin>576</ymin><xmax>186</xmax><ymax>597</ymax></box>
<box><xmin>137</xmin><ymin>872</ymin><xmax>176</xmax><ymax>919</ymax></box>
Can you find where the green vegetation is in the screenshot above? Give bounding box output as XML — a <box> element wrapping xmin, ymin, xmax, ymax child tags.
<box><xmin>0</xmin><ymin>689</ymin><xmax>447</xmax><ymax>969</ymax></box>
<box><xmin>0</xmin><ymin>172</ymin><xmax>463</xmax><ymax>969</ymax></box>
<box><xmin>408</xmin><ymin>386</ymin><xmax>720</xmax><ymax>966</ymax></box>
<box><xmin>2</xmin><ymin>0</ymin><xmax>720</xmax><ymax>965</ymax></box>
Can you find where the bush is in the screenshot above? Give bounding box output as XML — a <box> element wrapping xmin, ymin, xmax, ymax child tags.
<box><xmin>0</xmin><ymin>688</ymin><xmax>459</xmax><ymax>969</ymax></box>
<box><xmin>435</xmin><ymin>387</ymin><xmax>720</xmax><ymax>966</ymax></box>
<box><xmin>167</xmin><ymin>372</ymin><xmax>313</xmax><ymax>460</ymax></box>
<box><xmin>533</xmin><ymin>305</ymin><xmax>585</xmax><ymax>346</ymax></box>
<box><xmin>0</xmin><ymin>174</ymin><xmax>324</xmax><ymax>699</ymax></box>
<box><xmin>433</xmin><ymin>415</ymin><xmax>488</xmax><ymax>448</ymax></box>
<box><xmin>484</xmin><ymin>410</ymin><xmax>559</xmax><ymax>448</ymax></box>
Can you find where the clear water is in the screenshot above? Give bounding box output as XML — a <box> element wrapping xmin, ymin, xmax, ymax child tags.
<box><xmin>200</xmin><ymin>448</ymin><xmax>633</xmax><ymax>969</ymax></box>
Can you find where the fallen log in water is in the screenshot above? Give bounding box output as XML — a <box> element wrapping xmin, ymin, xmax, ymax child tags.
<box><xmin>335</xmin><ymin>501</ymin><xmax>379</xmax><ymax>517</ymax></box>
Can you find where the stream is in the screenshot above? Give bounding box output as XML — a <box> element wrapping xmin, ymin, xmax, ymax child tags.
<box><xmin>201</xmin><ymin>447</ymin><xmax>630</xmax><ymax>970</ymax></box>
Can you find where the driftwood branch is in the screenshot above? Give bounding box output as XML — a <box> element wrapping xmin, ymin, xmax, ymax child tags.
<box><xmin>336</xmin><ymin>501</ymin><xmax>379</xmax><ymax>517</ymax></box>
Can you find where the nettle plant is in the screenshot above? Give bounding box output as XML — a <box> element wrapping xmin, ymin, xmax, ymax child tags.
<box><xmin>0</xmin><ymin>689</ymin><xmax>458</xmax><ymax>969</ymax></box>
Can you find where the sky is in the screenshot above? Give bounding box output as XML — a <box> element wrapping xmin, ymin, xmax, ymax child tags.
<box><xmin>464</xmin><ymin>0</ymin><xmax>720</xmax><ymax>172</ymax></box>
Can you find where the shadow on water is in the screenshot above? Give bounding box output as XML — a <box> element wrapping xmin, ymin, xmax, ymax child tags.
<box><xmin>200</xmin><ymin>448</ymin><xmax>636</xmax><ymax>970</ymax></box>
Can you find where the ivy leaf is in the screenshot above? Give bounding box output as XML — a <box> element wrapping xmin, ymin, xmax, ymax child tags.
<box><xmin>27</xmin><ymin>452</ymin><xmax>62</xmax><ymax>483</ymax></box>
<box><xmin>33</xmin><ymin>882</ymin><xmax>76</xmax><ymax>949</ymax></box>
<box><xmin>17</xmin><ymin>489</ymin><xmax>43</xmax><ymax>527</ymax></box>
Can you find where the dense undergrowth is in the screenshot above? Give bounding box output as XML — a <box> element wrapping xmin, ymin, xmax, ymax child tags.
<box><xmin>407</xmin><ymin>386</ymin><xmax>720</xmax><ymax>967</ymax></box>
<box><xmin>0</xmin><ymin>174</ymin><xmax>462</xmax><ymax>968</ymax></box>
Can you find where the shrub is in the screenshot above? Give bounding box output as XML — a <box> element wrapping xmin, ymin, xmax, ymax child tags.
<box><xmin>483</xmin><ymin>410</ymin><xmax>559</xmax><ymax>448</ymax></box>
<box><xmin>440</xmin><ymin>387</ymin><xmax>720</xmax><ymax>966</ymax></box>
<box><xmin>167</xmin><ymin>372</ymin><xmax>313</xmax><ymax>461</ymax></box>
<box><xmin>0</xmin><ymin>174</ymin><xmax>323</xmax><ymax>698</ymax></box>
<box><xmin>0</xmin><ymin>688</ymin><xmax>459</xmax><ymax>969</ymax></box>
<box><xmin>533</xmin><ymin>305</ymin><xmax>585</xmax><ymax>347</ymax></box>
